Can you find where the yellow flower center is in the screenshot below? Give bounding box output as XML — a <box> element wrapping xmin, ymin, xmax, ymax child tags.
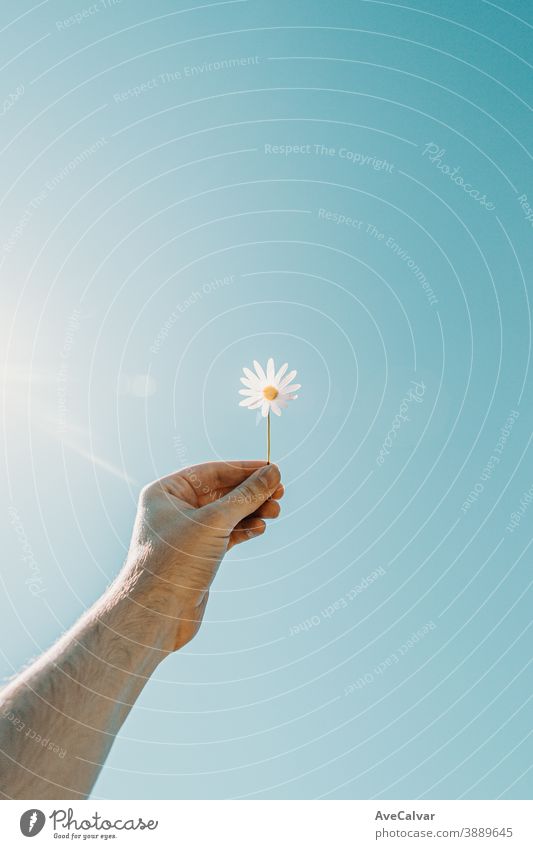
<box><xmin>263</xmin><ymin>385</ymin><xmax>278</xmax><ymax>401</ymax></box>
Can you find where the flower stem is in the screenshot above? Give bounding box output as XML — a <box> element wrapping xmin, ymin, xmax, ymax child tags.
<box><xmin>267</xmin><ymin>410</ymin><xmax>271</xmax><ymax>464</ymax></box>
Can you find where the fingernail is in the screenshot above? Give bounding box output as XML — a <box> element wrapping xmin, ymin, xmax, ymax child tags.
<box><xmin>258</xmin><ymin>464</ymin><xmax>279</xmax><ymax>484</ymax></box>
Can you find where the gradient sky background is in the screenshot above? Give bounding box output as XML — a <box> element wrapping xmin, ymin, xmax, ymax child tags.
<box><xmin>0</xmin><ymin>0</ymin><xmax>532</xmax><ymax>800</ymax></box>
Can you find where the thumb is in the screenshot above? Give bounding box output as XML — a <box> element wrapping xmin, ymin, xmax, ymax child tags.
<box><xmin>209</xmin><ymin>464</ymin><xmax>281</xmax><ymax>526</ymax></box>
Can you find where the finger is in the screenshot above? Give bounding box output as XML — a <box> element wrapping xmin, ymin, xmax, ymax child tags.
<box><xmin>207</xmin><ymin>464</ymin><xmax>281</xmax><ymax>525</ymax></box>
<box><xmin>228</xmin><ymin>518</ymin><xmax>266</xmax><ymax>550</ymax></box>
<box><xmin>212</xmin><ymin>482</ymin><xmax>284</xmax><ymax>500</ymax></box>
<box><xmin>196</xmin><ymin>481</ymin><xmax>285</xmax><ymax>507</ymax></box>
<box><xmin>249</xmin><ymin>499</ymin><xmax>281</xmax><ymax>520</ymax></box>
<box><xmin>180</xmin><ymin>461</ymin><xmax>268</xmax><ymax>493</ymax></box>
<box><xmin>234</xmin><ymin>516</ymin><xmax>267</xmax><ymax>533</ymax></box>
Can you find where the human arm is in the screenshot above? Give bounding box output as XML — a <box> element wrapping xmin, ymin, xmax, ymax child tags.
<box><xmin>0</xmin><ymin>461</ymin><xmax>282</xmax><ymax>799</ymax></box>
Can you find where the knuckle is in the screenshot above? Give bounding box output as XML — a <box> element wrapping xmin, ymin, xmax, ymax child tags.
<box><xmin>140</xmin><ymin>480</ymin><xmax>165</xmax><ymax>503</ymax></box>
<box><xmin>140</xmin><ymin>482</ymin><xmax>155</xmax><ymax>501</ymax></box>
<box><xmin>238</xmin><ymin>483</ymin><xmax>256</xmax><ymax>505</ymax></box>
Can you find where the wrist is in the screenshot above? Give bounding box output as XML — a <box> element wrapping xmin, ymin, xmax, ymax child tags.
<box><xmin>103</xmin><ymin>552</ymin><xmax>185</xmax><ymax>658</ymax></box>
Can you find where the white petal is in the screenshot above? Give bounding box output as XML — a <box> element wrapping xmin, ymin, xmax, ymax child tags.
<box><xmin>261</xmin><ymin>400</ymin><xmax>270</xmax><ymax>417</ymax></box>
<box><xmin>246</xmin><ymin>377</ymin><xmax>261</xmax><ymax>391</ymax></box>
<box><xmin>254</xmin><ymin>360</ymin><xmax>267</xmax><ymax>382</ymax></box>
<box><xmin>266</xmin><ymin>358</ymin><xmax>275</xmax><ymax>382</ymax></box>
<box><xmin>239</xmin><ymin>396</ymin><xmax>259</xmax><ymax>407</ymax></box>
<box><xmin>243</xmin><ymin>367</ymin><xmax>256</xmax><ymax>381</ymax></box>
<box><xmin>275</xmin><ymin>362</ymin><xmax>288</xmax><ymax>383</ymax></box>
<box><xmin>270</xmin><ymin>400</ymin><xmax>282</xmax><ymax>416</ymax></box>
<box><xmin>281</xmin><ymin>383</ymin><xmax>301</xmax><ymax>394</ymax></box>
<box><xmin>239</xmin><ymin>388</ymin><xmax>260</xmax><ymax>396</ymax></box>
<box><xmin>249</xmin><ymin>398</ymin><xmax>263</xmax><ymax>409</ymax></box>
<box><xmin>279</xmin><ymin>369</ymin><xmax>297</xmax><ymax>389</ymax></box>
<box><xmin>240</xmin><ymin>376</ymin><xmax>254</xmax><ymax>387</ymax></box>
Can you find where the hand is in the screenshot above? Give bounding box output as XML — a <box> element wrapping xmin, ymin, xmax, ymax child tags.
<box><xmin>122</xmin><ymin>461</ymin><xmax>283</xmax><ymax>651</ymax></box>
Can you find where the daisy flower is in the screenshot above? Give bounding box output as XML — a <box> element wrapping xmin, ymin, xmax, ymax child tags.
<box><xmin>238</xmin><ymin>358</ymin><xmax>300</xmax><ymax>462</ymax></box>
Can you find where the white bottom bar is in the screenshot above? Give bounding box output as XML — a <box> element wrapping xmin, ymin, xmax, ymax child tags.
<box><xmin>1</xmin><ymin>800</ymin><xmax>531</xmax><ymax>847</ymax></box>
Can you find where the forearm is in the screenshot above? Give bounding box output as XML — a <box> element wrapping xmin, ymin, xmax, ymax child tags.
<box><xmin>0</xmin><ymin>561</ymin><xmax>173</xmax><ymax>799</ymax></box>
